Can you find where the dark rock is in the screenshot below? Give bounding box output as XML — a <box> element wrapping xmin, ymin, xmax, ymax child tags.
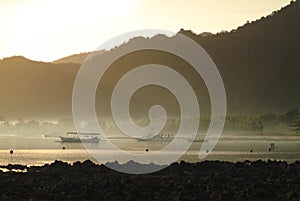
<box><xmin>0</xmin><ymin>160</ymin><xmax>299</xmax><ymax>200</ymax></box>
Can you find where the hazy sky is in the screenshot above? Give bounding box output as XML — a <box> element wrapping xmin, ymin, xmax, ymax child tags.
<box><xmin>0</xmin><ymin>0</ymin><xmax>291</xmax><ymax>62</ymax></box>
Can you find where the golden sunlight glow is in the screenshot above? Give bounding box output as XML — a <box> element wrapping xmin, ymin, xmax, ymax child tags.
<box><xmin>0</xmin><ymin>0</ymin><xmax>139</xmax><ymax>61</ymax></box>
<box><xmin>0</xmin><ymin>0</ymin><xmax>291</xmax><ymax>61</ymax></box>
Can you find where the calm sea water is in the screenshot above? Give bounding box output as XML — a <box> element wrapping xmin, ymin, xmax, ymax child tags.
<box><xmin>1</xmin><ymin>134</ymin><xmax>300</xmax><ymax>166</ymax></box>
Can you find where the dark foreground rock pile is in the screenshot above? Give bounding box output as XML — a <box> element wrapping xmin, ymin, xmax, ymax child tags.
<box><xmin>0</xmin><ymin>160</ymin><xmax>299</xmax><ymax>201</ymax></box>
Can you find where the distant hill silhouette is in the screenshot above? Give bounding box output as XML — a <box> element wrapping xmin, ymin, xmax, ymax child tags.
<box><xmin>177</xmin><ymin>0</ymin><xmax>300</xmax><ymax>114</ymax></box>
<box><xmin>52</xmin><ymin>52</ymin><xmax>91</xmax><ymax>64</ymax></box>
<box><xmin>0</xmin><ymin>1</ymin><xmax>299</xmax><ymax>120</ymax></box>
<box><xmin>0</xmin><ymin>56</ymin><xmax>78</xmax><ymax>119</ymax></box>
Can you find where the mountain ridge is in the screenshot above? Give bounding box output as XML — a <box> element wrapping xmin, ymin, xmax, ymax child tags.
<box><xmin>0</xmin><ymin>1</ymin><xmax>299</xmax><ymax>119</ymax></box>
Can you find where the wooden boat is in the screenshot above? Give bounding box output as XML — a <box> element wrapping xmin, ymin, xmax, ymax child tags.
<box><xmin>59</xmin><ymin>132</ymin><xmax>100</xmax><ymax>143</ymax></box>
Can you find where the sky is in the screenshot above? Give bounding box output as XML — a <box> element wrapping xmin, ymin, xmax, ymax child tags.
<box><xmin>0</xmin><ymin>0</ymin><xmax>292</xmax><ymax>62</ymax></box>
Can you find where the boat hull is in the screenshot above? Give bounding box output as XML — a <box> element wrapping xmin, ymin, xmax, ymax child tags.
<box><xmin>136</xmin><ymin>138</ymin><xmax>173</xmax><ymax>142</ymax></box>
<box><xmin>59</xmin><ymin>136</ymin><xmax>99</xmax><ymax>143</ymax></box>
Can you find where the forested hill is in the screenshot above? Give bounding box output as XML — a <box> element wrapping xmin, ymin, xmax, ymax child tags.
<box><xmin>178</xmin><ymin>0</ymin><xmax>300</xmax><ymax>114</ymax></box>
<box><xmin>0</xmin><ymin>1</ymin><xmax>299</xmax><ymax>119</ymax></box>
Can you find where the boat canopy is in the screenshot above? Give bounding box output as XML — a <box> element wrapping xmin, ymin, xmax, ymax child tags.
<box><xmin>67</xmin><ymin>131</ymin><xmax>100</xmax><ymax>135</ymax></box>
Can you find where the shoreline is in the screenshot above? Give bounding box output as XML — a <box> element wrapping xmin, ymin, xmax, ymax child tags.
<box><xmin>0</xmin><ymin>159</ymin><xmax>299</xmax><ymax>200</ymax></box>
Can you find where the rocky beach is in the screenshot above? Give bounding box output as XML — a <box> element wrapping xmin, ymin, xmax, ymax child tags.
<box><xmin>0</xmin><ymin>160</ymin><xmax>299</xmax><ymax>201</ymax></box>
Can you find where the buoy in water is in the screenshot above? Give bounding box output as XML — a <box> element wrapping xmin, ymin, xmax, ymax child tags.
<box><xmin>268</xmin><ymin>143</ymin><xmax>275</xmax><ymax>152</ymax></box>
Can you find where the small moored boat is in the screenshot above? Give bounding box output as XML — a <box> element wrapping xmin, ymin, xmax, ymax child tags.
<box><xmin>136</xmin><ymin>132</ymin><xmax>174</xmax><ymax>142</ymax></box>
<box><xmin>59</xmin><ymin>132</ymin><xmax>100</xmax><ymax>143</ymax></box>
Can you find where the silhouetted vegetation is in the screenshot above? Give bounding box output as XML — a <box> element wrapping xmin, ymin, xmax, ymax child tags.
<box><xmin>224</xmin><ymin>108</ymin><xmax>300</xmax><ymax>134</ymax></box>
<box><xmin>0</xmin><ymin>108</ymin><xmax>299</xmax><ymax>135</ymax></box>
<box><xmin>0</xmin><ymin>116</ymin><xmax>75</xmax><ymax>135</ymax></box>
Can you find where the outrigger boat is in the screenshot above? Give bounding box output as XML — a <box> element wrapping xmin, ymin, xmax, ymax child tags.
<box><xmin>136</xmin><ymin>132</ymin><xmax>174</xmax><ymax>142</ymax></box>
<box><xmin>59</xmin><ymin>132</ymin><xmax>100</xmax><ymax>143</ymax></box>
